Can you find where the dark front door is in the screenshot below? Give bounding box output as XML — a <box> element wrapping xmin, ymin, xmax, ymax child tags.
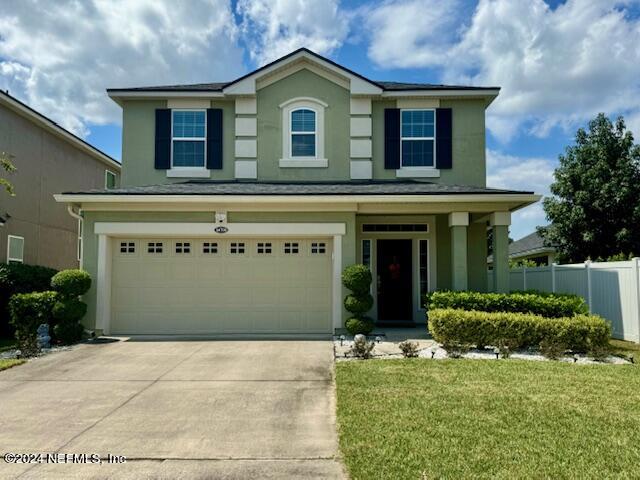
<box><xmin>376</xmin><ymin>239</ymin><xmax>413</xmax><ymax>323</ymax></box>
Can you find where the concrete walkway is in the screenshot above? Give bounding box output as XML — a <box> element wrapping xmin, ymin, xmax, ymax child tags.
<box><xmin>0</xmin><ymin>339</ymin><xmax>345</xmax><ymax>479</ymax></box>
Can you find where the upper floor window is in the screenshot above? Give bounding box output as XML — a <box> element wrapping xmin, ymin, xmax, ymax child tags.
<box><xmin>279</xmin><ymin>97</ymin><xmax>327</xmax><ymax>167</ymax></box>
<box><xmin>172</xmin><ymin>110</ymin><xmax>206</xmax><ymax>168</ymax></box>
<box><xmin>291</xmin><ymin>109</ymin><xmax>316</xmax><ymax>157</ymax></box>
<box><xmin>7</xmin><ymin>235</ymin><xmax>24</xmax><ymax>264</ymax></box>
<box><xmin>401</xmin><ymin>109</ymin><xmax>435</xmax><ymax>167</ymax></box>
<box><xmin>105</xmin><ymin>170</ymin><xmax>117</xmax><ymax>189</ymax></box>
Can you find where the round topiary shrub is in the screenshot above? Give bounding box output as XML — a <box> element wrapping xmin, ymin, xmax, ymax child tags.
<box><xmin>52</xmin><ymin>298</ymin><xmax>87</xmax><ymax>323</ymax></box>
<box><xmin>344</xmin><ymin>293</ymin><xmax>374</xmax><ymax>315</ymax></box>
<box><xmin>51</xmin><ymin>269</ymin><xmax>91</xmax><ymax>298</ymax></box>
<box><xmin>342</xmin><ymin>264</ymin><xmax>372</xmax><ymax>295</ymax></box>
<box><xmin>345</xmin><ymin>316</ymin><xmax>375</xmax><ymax>335</ymax></box>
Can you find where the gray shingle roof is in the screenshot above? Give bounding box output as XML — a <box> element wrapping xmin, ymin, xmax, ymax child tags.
<box><xmin>107</xmin><ymin>48</ymin><xmax>499</xmax><ymax>94</ymax></box>
<box><xmin>509</xmin><ymin>231</ymin><xmax>554</xmax><ymax>256</ymax></box>
<box><xmin>63</xmin><ymin>180</ymin><xmax>533</xmax><ymax>196</ymax></box>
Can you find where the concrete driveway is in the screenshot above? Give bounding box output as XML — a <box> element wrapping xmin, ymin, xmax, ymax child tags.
<box><xmin>0</xmin><ymin>339</ymin><xmax>345</xmax><ymax>479</ymax></box>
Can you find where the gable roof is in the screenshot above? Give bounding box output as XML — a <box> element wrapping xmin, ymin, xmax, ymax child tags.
<box><xmin>107</xmin><ymin>48</ymin><xmax>500</xmax><ymax>98</ymax></box>
<box><xmin>0</xmin><ymin>90</ymin><xmax>120</xmax><ymax>170</ymax></box>
<box><xmin>487</xmin><ymin>230</ymin><xmax>556</xmax><ymax>263</ymax></box>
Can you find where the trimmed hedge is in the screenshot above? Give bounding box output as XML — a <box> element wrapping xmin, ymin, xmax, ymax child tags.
<box><xmin>9</xmin><ymin>291</ymin><xmax>58</xmax><ymax>356</ymax></box>
<box><xmin>428</xmin><ymin>308</ymin><xmax>610</xmax><ymax>353</ymax></box>
<box><xmin>426</xmin><ymin>290</ymin><xmax>588</xmax><ymax>318</ymax></box>
<box><xmin>50</xmin><ymin>269</ymin><xmax>91</xmax><ymax>298</ymax></box>
<box><xmin>0</xmin><ymin>264</ymin><xmax>58</xmax><ymax>337</ymax></box>
<box><xmin>342</xmin><ymin>265</ymin><xmax>372</xmax><ymax>295</ymax></box>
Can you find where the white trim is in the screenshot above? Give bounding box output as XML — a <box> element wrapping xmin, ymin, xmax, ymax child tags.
<box><xmin>77</xmin><ymin>218</ymin><xmax>83</xmax><ymax>264</ymax></box>
<box><xmin>350</xmin><ymin>160</ymin><xmax>372</xmax><ymax>179</ymax></box>
<box><xmin>400</xmin><ymin>108</ymin><xmax>436</xmax><ymax>168</ymax></box>
<box><xmin>332</xmin><ymin>234</ymin><xmax>342</xmax><ymax>330</ymax></box>
<box><xmin>235</xmin><ymin>97</ymin><xmax>257</xmax><ymax>115</ymax></box>
<box><xmin>234</xmin><ymin>160</ymin><xmax>258</xmax><ymax>178</ymax></box>
<box><xmin>104</xmin><ymin>169</ymin><xmax>117</xmax><ymax>189</ymax></box>
<box><xmin>448</xmin><ymin>212</ymin><xmax>470</xmax><ymax>227</ymax></box>
<box><xmin>382</xmin><ymin>89</ymin><xmax>500</xmax><ymax>98</ymax></box>
<box><xmin>350</xmin><ymin>139</ymin><xmax>372</xmax><ymax>158</ymax></box>
<box><xmin>279</xmin><ymin>158</ymin><xmax>328</xmax><ymax>168</ymax></box>
<box><xmin>279</xmin><ymin>96</ymin><xmax>329</xmax><ymax>109</ymax></box>
<box><xmin>166</xmin><ymin>167</ymin><xmax>210</xmax><ymax>178</ymax></box>
<box><xmin>6</xmin><ymin>235</ymin><xmax>24</xmax><ymax>263</ymax></box>
<box><xmin>235</xmin><ymin>139</ymin><xmax>257</xmax><ymax>158</ymax></box>
<box><xmin>235</xmin><ymin>117</ymin><xmax>257</xmax><ymax>137</ymax></box>
<box><xmin>350</xmin><ymin>117</ymin><xmax>371</xmax><ymax>137</ymax></box>
<box><xmin>395</xmin><ymin>167</ymin><xmax>440</xmax><ymax>178</ymax></box>
<box><xmin>171</xmin><ymin>109</ymin><xmax>207</xmax><ymax>169</ymax></box>
<box><xmin>280</xmin><ymin>98</ymin><xmax>326</xmax><ymax>162</ymax></box>
<box><xmin>350</xmin><ymin>98</ymin><xmax>371</xmax><ymax>115</ymax></box>
<box><xmin>56</xmin><ymin>193</ymin><xmax>542</xmax><ymax>205</ymax></box>
<box><xmin>167</xmin><ymin>99</ymin><xmax>211</xmax><ymax>109</ymax></box>
<box><xmin>96</xmin><ymin>235</ymin><xmax>112</xmax><ymax>334</ymax></box>
<box><xmin>94</xmin><ymin>222</ymin><xmax>346</xmax><ymax>237</ymax></box>
<box><xmin>222</xmin><ymin>50</ymin><xmax>382</xmax><ymax>96</ymax></box>
<box><xmin>490</xmin><ymin>211</ymin><xmax>512</xmax><ymax>226</ymax></box>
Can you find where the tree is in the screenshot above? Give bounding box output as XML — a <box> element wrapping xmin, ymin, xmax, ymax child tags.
<box><xmin>539</xmin><ymin>114</ymin><xmax>640</xmax><ymax>263</ymax></box>
<box><xmin>0</xmin><ymin>151</ymin><xmax>16</xmax><ymax>196</ymax></box>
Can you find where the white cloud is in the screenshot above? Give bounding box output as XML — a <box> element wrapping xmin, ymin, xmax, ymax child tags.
<box><xmin>487</xmin><ymin>149</ymin><xmax>555</xmax><ymax>238</ymax></box>
<box><xmin>0</xmin><ymin>0</ymin><xmax>245</xmax><ymax>136</ymax></box>
<box><xmin>365</xmin><ymin>0</ymin><xmax>640</xmax><ymax>142</ymax></box>
<box><xmin>236</xmin><ymin>0</ymin><xmax>349</xmax><ymax>65</ymax></box>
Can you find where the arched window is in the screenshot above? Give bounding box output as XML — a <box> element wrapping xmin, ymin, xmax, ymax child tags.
<box><xmin>290</xmin><ymin>108</ymin><xmax>316</xmax><ymax>157</ymax></box>
<box><xmin>279</xmin><ymin>97</ymin><xmax>327</xmax><ymax>167</ymax></box>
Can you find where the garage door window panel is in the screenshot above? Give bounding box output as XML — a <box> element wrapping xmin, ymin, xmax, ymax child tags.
<box><xmin>119</xmin><ymin>241</ymin><xmax>136</xmax><ymax>255</ymax></box>
<box><xmin>230</xmin><ymin>242</ymin><xmax>245</xmax><ymax>254</ymax></box>
<box><xmin>284</xmin><ymin>242</ymin><xmax>300</xmax><ymax>254</ymax></box>
<box><xmin>202</xmin><ymin>242</ymin><xmax>218</xmax><ymax>254</ymax></box>
<box><xmin>175</xmin><ymin>242</ymin><xmax>192</xmax><ymax>254</ymax></box>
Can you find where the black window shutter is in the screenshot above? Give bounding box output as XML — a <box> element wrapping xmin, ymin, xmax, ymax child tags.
<box><xmin>207</xmin><ymin>108</ymin><xmax>223</xmax><ymax>170</ymax></box>
<box><xmin>384</xmin><ymin>108</ymin><xmax>401</xmax><ymax>169</ymax></box>
<box><xmin>154</xmin><ymin>109</ymin><xmax>171</xmax><ymax>170</ymax></box>
<box><xmin>435</xmin><ymin>108</ymin><xmax>452</xmax><ymax>169</ymax></box>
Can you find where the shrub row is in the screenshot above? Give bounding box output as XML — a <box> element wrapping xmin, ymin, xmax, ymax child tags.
<box><xmin>428</xmin><ymin>308</ymin><xmax>610</xmax><ymax>353</ymax></box>
<box><xmin>8</xmin><ymin>269</ymin><xmax>91</xmax><ymax>354</ymax></box>
<box><xmin>0</xmin><ymin>263</ymin><xmax>57</xmax><ymax>337</ymax></box>
<box><xmin>426</xmin><ymin>290</ymin><xmax>588</xmax><ymax>318</ymax></box>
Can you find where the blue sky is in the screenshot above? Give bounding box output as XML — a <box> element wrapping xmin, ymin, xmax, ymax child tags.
<box><xmin>2</xmin><ymin>0</ymin><xmax>640</xmax><ymax>239</ymax></box>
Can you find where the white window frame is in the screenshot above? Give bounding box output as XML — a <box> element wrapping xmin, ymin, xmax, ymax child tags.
<box><xmin>290</xmin><ymin>108</ymin><xmax>317</xmax><ymax>159</ymax></box>
<box><xmin>279</xmin><ymin>97</ymin><xmax>327</xmax><ymax>168</ymax></box>
<box><xmin>168</xmin><ymin>109</ymin><xmax>209</xmax><ymax>177</ymax></box>
<box><xmin>397</xmin><ymin>108</ymin><xmax>440</xmax><ymax>178</ymax></box>
<box><xmin>104</xmin><ymin>170</ymin><xmax>117</xmax><ymax>189</ymax></box>
<box><xmin>7</xmin><ymin>235</ymin><xmax>24</xmax><ymax>264</ymax></box>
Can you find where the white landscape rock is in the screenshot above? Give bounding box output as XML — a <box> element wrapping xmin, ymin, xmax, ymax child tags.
<box><xmin>334</xmin><ymin>338</ymin><xmax>632</xmax><ymax>365</ymax></box>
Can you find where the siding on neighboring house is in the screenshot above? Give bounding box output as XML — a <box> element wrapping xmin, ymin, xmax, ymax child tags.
<box><xmin>0</xmin><ymin>95</ymin><xmax>120</xmax><ymax>270</ymax></box>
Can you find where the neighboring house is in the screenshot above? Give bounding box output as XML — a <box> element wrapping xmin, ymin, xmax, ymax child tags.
<box><xmin>0</xmin><ymin>90</ymin><xmax>120</xmax><ymax>270</ymax></box>
<box><xmin>488</xmin><ymin>231</ymin><xmax>556</xmax><ymax>267</ymax></box>
<box><xmin>55</xmin><ymin>48</ymin><xmax>539</xmax><ymax>336</ymax></box>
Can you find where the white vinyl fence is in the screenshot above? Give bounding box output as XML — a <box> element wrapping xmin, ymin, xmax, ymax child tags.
<box><xmin>488</xmin><ymin>259</ymin><xmax>640</xmax><ymax>342</ymax></box>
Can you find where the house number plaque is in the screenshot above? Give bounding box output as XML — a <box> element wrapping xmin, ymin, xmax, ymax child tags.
<box><xmin>214</xmin><ymin>226</ymin><xmax>229</xmax><ymax>234</ymax></box>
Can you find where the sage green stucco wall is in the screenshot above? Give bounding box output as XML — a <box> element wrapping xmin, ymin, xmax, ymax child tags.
<box><xmin>371</xmin><ymin>98</ymin><xmax>487</xmax><ymax>186</ymax></box>
<box><xmin>80</xmin><ymin>210</ymin><xmax>356</xmax><ymax>331</ymax></box>
<box><xmin>255</xmin><ymin>69</ymin><xmax>350</xmax><ymax>180</ymax></box>
<box><xmin>120</xmin><ymin>99</ymin><xmax>236</xmax><ymax>187</ymax></box>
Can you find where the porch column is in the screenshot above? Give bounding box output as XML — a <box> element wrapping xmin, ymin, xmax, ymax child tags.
<box><xmin>490</xmin><ymin>212</ymin><xmax>511</xmax><ymax>293</ymax></box>
<box><xmin>449</xmin><ymin>212</ymin><xmax>469</xmax><ymax>291</ymax></box>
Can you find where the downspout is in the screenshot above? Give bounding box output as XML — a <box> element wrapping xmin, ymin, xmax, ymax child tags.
<box><xmin>66</xmin><ymin>204</ymin><xmax>83</xmax><ymax>222</ymax></box>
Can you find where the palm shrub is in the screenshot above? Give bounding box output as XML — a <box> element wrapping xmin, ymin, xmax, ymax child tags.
<box><xmin>50</xmin><ymin>270</ymin><xmax>91</xmax><ymax>344</ymax></box>
<box><xmin>342</xmin><ymin>264</ymin><xmax>374</xmax><ymax>335</ymax></box>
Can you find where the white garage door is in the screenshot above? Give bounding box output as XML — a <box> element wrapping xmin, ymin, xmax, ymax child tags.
<box><xmin>110</xmin><ymin>237</ymin><xmax>333</xmax><ymax>335</ymax></box>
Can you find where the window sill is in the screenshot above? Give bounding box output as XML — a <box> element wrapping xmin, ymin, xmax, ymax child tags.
<box><xmin>279</xmin><ymin>158</ymin><xmax>328</xmax><ymax>168</ymax></box>
<box><xmin>166</xmin><ymin>168</ymin><xmax>210</xmax><ymax>178</ymax></box>
<box><xmin>395</xmin><ymin>167</ymin><xmax>440</xmax><ymax>178</ymax></box>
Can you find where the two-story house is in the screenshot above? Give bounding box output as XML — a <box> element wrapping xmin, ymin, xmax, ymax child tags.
<box><xmin>1</xmin><ymin>90</ymin><xmax>120</xmax><ymax>270</ymax></box>
<box><xmin>55</xmin><ymin>49</ymin><xmax>539</xmax><ymax>336</ymax></box>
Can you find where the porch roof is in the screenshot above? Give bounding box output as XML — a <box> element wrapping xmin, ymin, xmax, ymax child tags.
<box><xmin>61</xmin><ymin>180</ymin><xmax>532</xmax><ymax>196</ymax></box>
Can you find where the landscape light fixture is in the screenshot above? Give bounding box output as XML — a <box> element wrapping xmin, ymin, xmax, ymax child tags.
<box><xmin>493</xmin><ymin>347</ymin><xmax>500</xmax><ymax>359</ymax></box>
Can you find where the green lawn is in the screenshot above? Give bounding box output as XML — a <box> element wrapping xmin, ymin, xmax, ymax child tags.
<box><xmin>0</xmin><ymin>358</ymin><xmax>24</xmax><ymax>371</ymax></box>
<box><xmin>610</xmin><ymin>338</ymin><xmax>640</xmax><ymax>359</ymax></box>
<box><xmin>336</xmin><ymin>359</ymin><xmax>640</xmax><ymax>479</ymax></box>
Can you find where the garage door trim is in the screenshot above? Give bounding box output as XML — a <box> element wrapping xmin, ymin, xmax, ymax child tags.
<box><xmin>95</xmin><ymin>222</ymin><xmax>345</xmax><ymax>335</ymax></box>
